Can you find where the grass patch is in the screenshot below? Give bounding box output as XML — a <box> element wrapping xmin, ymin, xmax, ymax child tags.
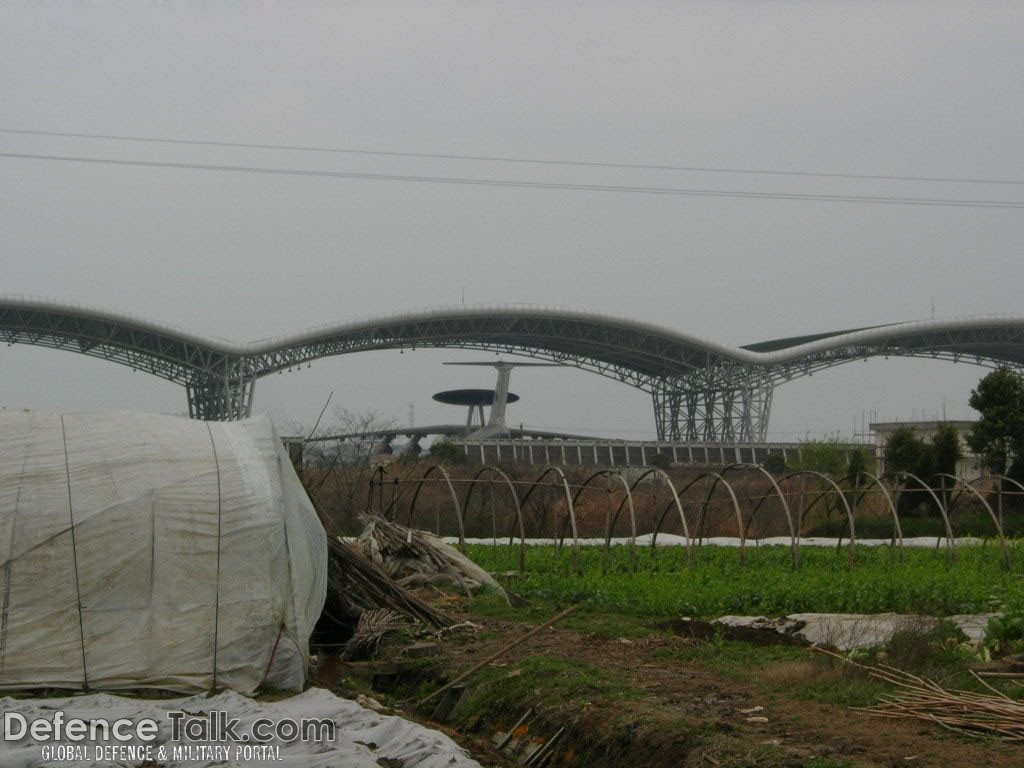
<box><xmin>656</xmin><ymin>635</ymin><xmax>887</xmax><ymax>708</ymax></box>
<box><xmin>454</xmin><ymin>654</ymin><xmax>641</xmax><ymax>725</ymax></box>
<box><xmin>662</xmin><ymin>636</ymin><xmax>807</xmax><ymax>671</ymax></box>
<box><xmin>469</xmin><ymin>591</ymin><xmax>673</xmax><ymax>638</ymax></box>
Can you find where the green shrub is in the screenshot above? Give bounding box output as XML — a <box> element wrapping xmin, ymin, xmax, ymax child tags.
<box><xmin>985</xmin><ymin>611</ymin><xmax>1024</xmax><ymax>656</ymax></box>
<box><xmin>427</xmin><ymin>439</ymin><xmax>467</xmax><ymax>465</ymax></box>
<box><xmin>883</xmin><ymin>618</ymin><xmax>973</xmax><ymax>674</ymax></box>
<box><xmin>762</xmin><ymin>454</ymin><xmax>786</xmax><ymax>475</ymax></box>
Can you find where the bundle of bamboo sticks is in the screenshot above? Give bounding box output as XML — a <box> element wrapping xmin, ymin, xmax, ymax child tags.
<box><xmin>341</xmin><ymin>608</ymin><xmax>408</xmax><ymax>660</ymax></box>
<box><xmin>310</xmin><ymin>494</ymin><xmax>453</xmax><ymax>632</ymax></box>
<box><xmin>357</xmin><ymin>512</ymin><xmax>451</xmax><ymax>575</ymax></box>
<box><xmin>859</xmin><ymin>665</ymin><xmax>1023</xmax><ymax>741</ymax></box>
<box><xmin>326</xmin><ymin>536</ymin><xmax>454</xmax><ymax>629</ymax></box>
<box><xmin>816</xmin><ymin>647</ymin><xmax>1024</xmax><ymax>741</ymax></box>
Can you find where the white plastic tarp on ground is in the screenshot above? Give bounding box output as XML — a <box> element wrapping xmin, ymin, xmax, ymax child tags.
<box><xmin>0</xmin><ymin>410</ymin><xmax>327</xmax><ymax>694</ymax></box>
<box><xmin>448</xmin><ymin>534</ymin><xmax>989</xmax><ymax>548</ymax></box>
<box><xmin>715</xmin><ymin>612</ymin><xmax>996</xmax><ymax>651</ymax></box>
<box><xmin>0</xmin><ymin>687</ymin><xmax>481</xmax><ymax>767</ymax></box>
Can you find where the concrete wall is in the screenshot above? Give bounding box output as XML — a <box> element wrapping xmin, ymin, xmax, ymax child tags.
<box><xmin>449</xmin><ymin>438</ymin><xmax>868</xmax><ymax>469</ymax></box>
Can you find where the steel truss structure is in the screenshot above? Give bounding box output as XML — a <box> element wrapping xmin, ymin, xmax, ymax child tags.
<box><xmin>3</xmin><ymin>296</ymin><xmax>1024</xmax><ymax>440</ymax></box>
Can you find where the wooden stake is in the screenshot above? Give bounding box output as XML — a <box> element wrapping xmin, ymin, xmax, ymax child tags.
<box><xmin>418</xmin><ymin>605</ymin><xmax>579</xmax><ymax>706</ymax></box>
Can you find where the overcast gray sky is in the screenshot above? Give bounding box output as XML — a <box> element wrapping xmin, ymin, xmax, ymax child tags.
<box><xmin>2</xmin><ymin>2</ymin><xmax>1022</xmax><ymax>440</ymax></box>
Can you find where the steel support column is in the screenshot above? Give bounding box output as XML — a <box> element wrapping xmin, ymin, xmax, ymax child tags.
<box><xmin>186</xmin><ymin>359</ymin><xmax>255</xmax><ymax>420</ymax></box>
<box><xmin>653</xmin><ymin>367</ymin><xmax>774</xmax><ymax>443</ymax></box>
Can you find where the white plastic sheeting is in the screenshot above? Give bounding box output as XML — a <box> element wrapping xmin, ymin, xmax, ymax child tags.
<box><xmin>0</xmin><ymin>687</ymin><xmax>482</xmax><ymax>768</ymax></box>
<box><xmin>448</xmin><ymin>534</ymin><xmax>986</xmax><ymax>548</ymax></box>
<box><xmin>715</xmin><ymin>613</ymin><xmax>996</xmax><ymax>650</ymax></box>
<box><xmin>0</xmin><ymin>410</ymin><xmax>327</xmax><ymax>695</ymax></box>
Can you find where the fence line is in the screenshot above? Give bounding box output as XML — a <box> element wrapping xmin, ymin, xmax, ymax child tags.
<box><xmin>358</xmin><ymin>464</ymin><xmax>1020</xmax><ymax>572</ymax></box>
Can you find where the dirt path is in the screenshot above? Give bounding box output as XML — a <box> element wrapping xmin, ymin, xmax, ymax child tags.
<box><xmin>438</xmin><ymin>612</ymin><xmax>1023</xmax><ymax>768</ymax></box>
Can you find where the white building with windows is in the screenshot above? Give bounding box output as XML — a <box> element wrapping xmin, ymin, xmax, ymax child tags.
<box><xmin>870</xmin><ymin>420</ymin><xmax>984</xmax><ymax>479</ymax></box>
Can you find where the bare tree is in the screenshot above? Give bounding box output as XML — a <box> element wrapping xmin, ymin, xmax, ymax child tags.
<box><xmin>292</xmin><ymin>408</ymin><xmax>403</xmax><ymax>533</ymax></box>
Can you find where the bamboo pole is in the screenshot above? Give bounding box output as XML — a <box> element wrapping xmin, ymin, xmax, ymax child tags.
<box><xmin>418</xmin><ymin>605</ymin><xmax>579</xmax><ymax>706</ymax></box>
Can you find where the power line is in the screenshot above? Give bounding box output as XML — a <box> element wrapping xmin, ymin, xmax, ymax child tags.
<box><xmin>2</xmin><ymin>126</ymin><xmax>1021</xmax><ymax>186</ymax></box>
<box><xmin>2</xmin><ymin>151</ymin><xmax>1023</xmax><ymax>209</ymax></box>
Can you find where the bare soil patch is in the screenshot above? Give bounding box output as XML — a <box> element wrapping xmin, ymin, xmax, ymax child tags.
<box><xmin>424</xmin><ymin>609</ymin><xmax>1024</xmax><ymax>767</ymax></box>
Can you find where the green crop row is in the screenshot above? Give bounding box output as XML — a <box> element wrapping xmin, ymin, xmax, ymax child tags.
<box><xmin>466</xmin><ymin>542</ymin><xmax>1024</xmax><ymax>617</ymax></box>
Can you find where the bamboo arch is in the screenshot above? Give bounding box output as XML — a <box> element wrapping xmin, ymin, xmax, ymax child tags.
<box><xmin>937</xmin><ymin>473</ymin><xmax>1011</xmax><ymax>569</ymax></box>
<box><xmin>628</xmin><ymin>468</ymin><xmax>694</xmax><ymax>567</ymax></box>
<box><xmin>962</xmin><ymin>474</ymin><xmax>1024</xmax><ymax>532</ymax></box>
<box><xmin>777</xmin><ymin>470</ymin><xmax>856</xmax><ymax>565</ymax></box>
<box><xmin>895</xmin><ymin>472</ymin><xmax>956</xmax><ymax>562</ymax></box>
<box><xmin>519</xmin><ymin>466</ymin><xmax>581</xmax><ymax>573</ymax></box>
<box><xmin>367</xmin><ymin>463</ymin><xmax>391</xmax><ymax>514</ymax></box>
<box><xmin>407</xmin><ymin>464</ymin><xmax>467</xmax><ymax>551</ymax></box>
<box><xmin>569</xmin><ymin>470</ymin><xmax>638</xmax><ymax>570</ymax></box>
<box><xmin>855</xmin><ymin>471</ymin><xmax>904</xmax><ymax>561</ymax></box>
<box><xmin>670</xmin><ymin>472</ymin><xmax>748</xmax><ymax>565</ymax></box>
<box><xmin>461</xmin><ymin>465</ymin><xmax>527</xmax><ymax>570</ymax></box>
<box><xmin>723</xmin><ymin>464</ymin><xmax>800</xmax><ymax>569</ymax></box>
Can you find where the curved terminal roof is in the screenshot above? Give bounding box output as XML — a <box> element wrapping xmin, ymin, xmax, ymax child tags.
<box><xmin>2</xmin><ymin>295</ymin><xmax>1024</xmax><ymax>389</ymax></box>
<box><xmin>739</xmin><ymin>325</ymin><xmax>890</xmax><ymax>353</ymax></box>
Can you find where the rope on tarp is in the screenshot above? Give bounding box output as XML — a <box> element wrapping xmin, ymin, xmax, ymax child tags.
<box><xmin>206</xmin><ymin>421</ymin><xmax>224</xmax><ymax>690</ymax></box>
<box><xmin>61</xmin><ymin>414</ymin><xmax>89</xmax><ymax>691</ymax></box>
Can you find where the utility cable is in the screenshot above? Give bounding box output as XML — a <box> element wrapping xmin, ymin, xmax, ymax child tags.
<box><xmin>2</xmin><ymin>127</ymin><xmax>1021</xmax><ymax>186</ymax></box>
<box><xmin>2</xmin><ymin>151</ymin><xmax>1022</xmax><ymax>209</ymax></box>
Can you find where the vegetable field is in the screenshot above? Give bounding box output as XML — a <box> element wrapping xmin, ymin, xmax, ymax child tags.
<box><xmin>468</xmin><ymin>542</ymin><xmax>1024</xmax><ymax>617</ymax></box>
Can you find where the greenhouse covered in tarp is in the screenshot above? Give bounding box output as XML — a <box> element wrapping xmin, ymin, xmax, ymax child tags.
<box><xmin>0</xmin><ymin>410</ymin><xmax>327</xmax><ymax>695</ymax></box>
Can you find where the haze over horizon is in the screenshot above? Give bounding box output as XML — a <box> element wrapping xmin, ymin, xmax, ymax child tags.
<box><xmin>2</xmin><ymin>2</ymin><xmax>1022</xmax><ymax>440</ymax></box>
